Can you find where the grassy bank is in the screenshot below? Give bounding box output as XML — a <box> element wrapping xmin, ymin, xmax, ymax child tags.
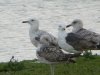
<box><xmin>0</xmin><ymin>56</ymin><xmax>100</xmax><ymax>75</ymax></box>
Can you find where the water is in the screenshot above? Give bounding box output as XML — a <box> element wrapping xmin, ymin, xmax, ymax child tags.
<box><xmin>0</xmin><ymin>0</ymin><xmax>100</xmax><ymax>62</ymax></box>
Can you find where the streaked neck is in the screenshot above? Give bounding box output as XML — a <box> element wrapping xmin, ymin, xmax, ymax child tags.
<box><xmin>72</xmin><ymin>26</ymin><xmax>82</xmax><ymax>33</ymax></box>
<box><xmin>29</xmin><ymin>26</ymin><xmax>39</xmax><ymax>37</ymax></box>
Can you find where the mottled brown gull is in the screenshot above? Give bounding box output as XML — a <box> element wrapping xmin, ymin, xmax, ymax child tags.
<box><xmin>36</xmin><ymin>36</ymin><xmax>81</xmax><ymax>75</ymax></box>
<box><xmin>66</xmin><ymin>19</ymin><xmax>100</xmax><ymax>50</ymax></box>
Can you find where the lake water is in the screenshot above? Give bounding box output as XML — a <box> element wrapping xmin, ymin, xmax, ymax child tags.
<box><xmin>0</xmin><ymin>0</ymin><xmax>100</xmax><ymax>62</ymax></box>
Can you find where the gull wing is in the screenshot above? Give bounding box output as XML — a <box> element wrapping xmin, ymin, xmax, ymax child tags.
<box><xmin>37</xmin><ymin>45</ymin><xmax>80</xmax><ymax>62</ymax></box>
<box><xmin>66</xmin><ymin>33</ymin><xmax>97</xmax><ymax>51</ymax></box>
<box><xmin>76</xmin><ymin>28</ymin><xmax>100</xmax><ymax>43</ymax></box>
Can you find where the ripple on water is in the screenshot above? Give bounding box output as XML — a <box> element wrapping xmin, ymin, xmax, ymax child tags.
<box><xmin>0</xmin><ymin>0</ymin><xmax>100</xmax><ymax>62</ymax></box>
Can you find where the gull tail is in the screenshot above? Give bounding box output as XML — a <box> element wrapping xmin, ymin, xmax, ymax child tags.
<box><xmin>66</xmin><ymin>52</ymin><xmax>81</xmax><ymax>58</ymax></box>
<box><xmin>96</xmin><ymin>42</ymin><xmax>100</xmax><ymax>49</ymax></box>
<box><xmin>65</xmin><ymin>52</ymin><xmax>81</xmax><ymax>63</ymax></box>
<box><xmin>97</xmin><ymin>45</ymin><xmax>100</xmax><ymax>49</ymax></box>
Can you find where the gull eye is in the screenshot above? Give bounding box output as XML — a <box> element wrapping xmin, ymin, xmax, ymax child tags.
<box><xmin>59</xmin><ymin>25</ymin><xmax>61</xmax><ymax>27</ymax></box>
<box><xmin>63</xmin><ymin>28</ymin><xmax>65</xmax><ymax>30</ymax></box>
<box><xmin>73</xmin><ymin>21</ymin><xmax>77</xmax><ymax>24</ymax></box>
<box><xmin>31</xmin><ymin>19</ymin><xmax>35</xmax><ymax>21</ymax></box>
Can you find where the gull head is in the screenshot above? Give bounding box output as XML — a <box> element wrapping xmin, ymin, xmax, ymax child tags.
<box><xmin>22</xmin><ymin>19</ymin><xmax>39</xmax><ymax>27</ymax></box>
<box><xmin>35</xmin><ymin>35</ymin><xmax>52</xmax><ymax>46</ymax></box>
<box><xmin>58</xmin><ymin>24</ymin><xmax>66</xmax><ymax>31</ymax></box>
<box><xmin>66</xmin><ymin>19</ymin><xmax>83</xmax><ymax>28</ymax></box>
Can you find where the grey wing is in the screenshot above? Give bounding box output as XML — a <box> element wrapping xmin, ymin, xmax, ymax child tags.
<box><xmin>31</xmin><ymin>30</ymin><xmax>59</xmax><ymax>47</ymax></box>
<box><xmin>76</xmin><ymin>28</ymin><xmax>100</xmax><ymax>43</ymax></box>
<box><xmin>37</xmin><ymin>46</ymin><xmax>80</xmax><ymax>62</ymax></box>
<box><xmin>66</xmin><ymin>33</ymin><xmax>97</xmax><ymax>50</ymax></box>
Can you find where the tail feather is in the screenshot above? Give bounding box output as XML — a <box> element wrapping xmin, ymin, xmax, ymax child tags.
<box><xmin>66</xmin><ymin>52</ymin><xmax>81</xmax><ymax>58</ymax></box>
<box><xmin>64</xmin><ymin>52</ymin><xmax>81</xmax><ymax>63</ymax></box>
<box><xmin>97</xmin><ymin>44</ymin><xmax>100</xmax><ymax>49</ymax></box>
<box><xmin>96</xmin><ymin>42</ymin><xmax>100</xmax><ymax>49</ymax></box>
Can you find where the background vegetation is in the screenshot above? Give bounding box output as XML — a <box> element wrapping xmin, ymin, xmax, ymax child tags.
<box><xmin>0</xmin><ymin>56</ymin><xmax>100</xmax><ymax>75</ymax></box>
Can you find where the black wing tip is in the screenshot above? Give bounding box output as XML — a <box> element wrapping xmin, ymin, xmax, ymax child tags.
<box><xmin>97</xmin><ymin>45</ymin><xmax>100</xmax><ymax>49</ymax></box>
<box><xmin>96</xmin><ymin>42</ymin><xmax>100</xmax><ymax>49</ymax></box>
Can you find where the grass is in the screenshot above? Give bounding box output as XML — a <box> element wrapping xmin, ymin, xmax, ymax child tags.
<box><xmin>0</xmin><ymin>56</ymin><xmax>100</xmax><ymax>75</ymax></box>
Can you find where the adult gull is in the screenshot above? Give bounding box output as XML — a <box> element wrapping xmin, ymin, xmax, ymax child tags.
<box><xmin>58</xmin><ymin>25</ymin><xmax>81</xmax><ymax>53</ymax></box>
<box><xmin>66</xmin><ymin>19</ymin><xmax>100</xmax><ymax>49</ymax></box>
<box><xmin>22</xmin><ymin>19</ymin><xmax>60</xmax><ymax>48</ymax></box>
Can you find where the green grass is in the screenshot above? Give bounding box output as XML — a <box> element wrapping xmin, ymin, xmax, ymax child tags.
<box><xmin>0</xmin><ymin>56</ymin><xmax>100</xmax><ymax>75</ymax></box>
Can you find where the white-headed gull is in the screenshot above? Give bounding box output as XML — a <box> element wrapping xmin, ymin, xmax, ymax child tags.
<box><xmin>22</xmin><ymin>19</ymin><xmax>60</xmax><ymax>48</ymax></box>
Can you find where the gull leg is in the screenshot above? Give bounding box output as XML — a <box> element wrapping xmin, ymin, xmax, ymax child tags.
<box><xmin>50</xmin><ymin>64</ymin><xmax>55</xmax><ymax>75</ymax></box>
<box><xmin>90</xmin><ymin>50</ymin><xmax>92</xmax><ymax>54</ymax></box>
<box><xmin>89</xmin><ymin>50</ymin><xmax>92</xmax><ymax>55</ymax></box>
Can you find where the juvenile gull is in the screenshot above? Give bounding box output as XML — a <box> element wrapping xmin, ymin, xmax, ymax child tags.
<box><xmin>66</xmin><ymin>19</ymin><xmax>100</xmax><ymax>49</ymax></box>
<box><xmin>58</xmin><ymin>25</ymin><xmax>98</xmax><ymax>53</ymax></box>
<box><xmin>22</xmin><ymin>19</ymin><xmax>59</xmax><ymax>48</ymax></box>
<box><xmin>36</xmin><ymin>36</ymin><xmax>81</xmax><ymax>75</ymax></box>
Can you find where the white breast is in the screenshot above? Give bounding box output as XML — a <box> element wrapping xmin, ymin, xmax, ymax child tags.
<box><xmin>58</xmin><ymin>31</ymin><xmax>74</xmax><ymax>52</ymax></box>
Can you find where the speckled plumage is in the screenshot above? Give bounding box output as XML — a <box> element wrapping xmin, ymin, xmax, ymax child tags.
<box><xmin>37</xmin><ymin>45</ymin><xmax>80</xmax><ymax>63</ymax></box>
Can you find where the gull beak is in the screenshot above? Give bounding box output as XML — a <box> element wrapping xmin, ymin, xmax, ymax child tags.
<box><xmin>66</xmin><ymin>24</ymin><xmax>72</xmax><ymax>28</ymax></box>
<box><xmin>22</xmin><ymin>21</ymin><xmax>28</xmax><ymax>23</ymax></box>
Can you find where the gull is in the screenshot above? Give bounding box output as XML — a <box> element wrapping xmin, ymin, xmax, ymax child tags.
<box><xmin>58</xmin><ymin>24</ymin><xmax>98</xmax><ymax>53</ymax></box>
<box><xmin>58</xmin><ymin>25</ymin><xmax>80</xmax><ymax>53</ymax></box>
<box><xmin>22</xmin><ymin>19</ymin><xmax>60</xmax><ymax>48</ymax></box>
<box><xmin>66</xmin><ymin>19</ymin><xmax>100</xmax><ymax>49</ymax></box>
<box><xmin>35</xmin><ymin>36</ymin><xmax>81</xmax><ymax>75</ymax></box>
